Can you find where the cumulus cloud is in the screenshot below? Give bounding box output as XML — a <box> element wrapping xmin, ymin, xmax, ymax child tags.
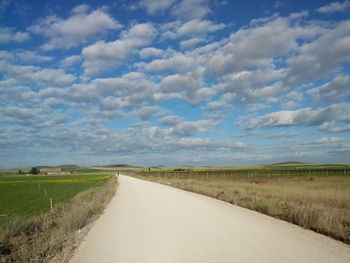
<box><xmin>171</xmin><ymin>0</ymin><xmax>211</xmax><ymax>20</ymax></box>
<box><xmin>15</xmin><ymin>50</ymin><xmax>52</xmax><ymax>63</ymax></box>
<box><xmin>176</xmin><ymin>19</ymin><xmax>225</xmax><ymax>36</ymax></box>
<box><xmin>93</xmin><ymin>72</ymin><xmax>155</xmax><ymax>97</ymax></box>
<box><xmin>317</xmin><ymin>0</ymin><xmax>350</xmax><ymax>13</ymax></box>
<box><xmin>167</xmin><ymin>119</ymin><xmax>217</xmax><ymax>137</ymax></box>
<box><xmin>82</xmin><ymin>23</ymin><xmax>156</xmax><ymax>76</ymax></box>
<box><xmin>248</xmin><ymin>103</ymin><xmax>350</xmax><ymax>128</ymax></box>
<box><xmin>307</xmin><ymin>75</ymin><xmax>350</xmax><ymax>103</ymax></box>
<box><xmin>212</xmin><ymin>67</ymin><xmax>285</xmax><ymax>104</ymax></box>
<box><xmin>139</xmin><ymin>47</ymin><xmax>165</xmax><ymax>59</ymax></box>
<box><xmin>134</xmin><ymin>106</ymin><xmax>169</xmax><ymax>120</ymax></box>
<box><xmin>135</xmin><ymin>0</ymin><xmax>211</xmax><ymax>20</ymax></box>
<box><xmin>0</xmin><ymin>61</ymin><xmax>76</xmax><ymax>87</ymax></box>
<box><xmin>145</xmin><ymin>54</ymin><xmax>195</xmax><ymax>73</ymax></box>
<box><xmin>0</xmin><ymin>27</ymin><xmax>30</xmax><ymax>43</ymax></box>
<box><xmin>0</xmin><ymin>85</ymin><xmax>40</xmax><ymax>106</ymax></box>
<box><xmin>160</xmin><ymin>73</ymin><xmax>200</xmax><ymax>92</ymax></box>
<box><xmin>0</xmin><ymin>105</ymin><xmax>67</xmax><ymax>129</ymax></box>
<box><xmin>206</xmin><ymin>92</ymin><xmax>235</xmax><ymax>110</ymax></box>
<box><xmin>285</xmin><ymin>20</ymin><xmax>350</xmax><ymax>85</ymax></box>
<box><xmin>158</xmin><ymin>115</ymin><xmax>184</xmax><ymax>126</ymax></box>
<box><xmin>139</xmin><ymin>0</ymin><xmax>177</xmax><ymax>15</ymax></box>
<box><xmin>208</xmin><ymin>14</ymin><xmax>322</xmax><ymax>76</ymax></box>
<box><xmin>0</xmin><ymin>50</ymin><xmax>52</xmax><ymax>64</ymax></box>
<box><xmin>29</xmin><ymin>5</ymin><xmax>121</xmax><ymax>50</ymax></box>
<box><xmin>60</xmin><ymin>55</ymin><xmax>82</xmax><ymax>67</ymax></box>
<box><xmin>180</xmin><ymin>37</ymin><xmax>206</xmax><ymax>49</ymax></box>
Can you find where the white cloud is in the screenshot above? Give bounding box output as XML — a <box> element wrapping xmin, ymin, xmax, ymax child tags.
<box><xmin>0</xmin><ymin>85</ymin><xmax>40</xmax><ymax>106</ymax></box>
<box><xmin>176</xmin><ymin>19</ymin><xmax>225</xmax><ymax>36</ymax></box>
<box><xmin>171</xmin><ymin>0</ymin><xmax>211</xmax><ymax>20</ymax></box>
<box><xmin>158</xmin><ymin>115</ymin><xmax>184</xmax><ymax>126</ymax></box>
<box><xmin>180</xmin><ymin>37</ymin><xmax>205</xmax><ymax>49</ymax></box>
<box><xmin>307</xmin><ymin>75</ymin><xmax>350</xmax><ymax>103</ymax></box>
<box><xmin>29</xmin><ymin>5</ymin><xmax>121</xmax><ymax>50</ymax></box>
<box><xmin>93</xmin><ymin>72</ymin><xmax>155</xmax><ymax>97</ymax></box>
<box><xmin>0</xmin><ymin>61</ymin><xmax>76</xmax><ymax>87</ymax></box>
<box><xmin>60</xmin><ymin>55</ymin><xmax>82</xmax><ymax>67</ymax></box>
<box><xmin>317</xmin><ymin>1</ymin><xmax>350</xmax><ymax>13</ymax></box>
<box><xmin>71</xmin><ymin>4</ymin><xmax>90</xmax><ymax>14</ymax></box>
<box><xmin>167</xmin><ymin>119</ymin><xmax>216</xmax><ymax>137</ymax></box>
<box><xmin>16</xmin><ymin>50</ymin><xmax>53</xmax><ymax>63</ymax></box>
<box><xmin>0</xmin><ymin>50</ymin><xmax>14</xmax><ymax>61</ymax></box>
<box><xmin>139</xmin><ymin>0</ymin><xmax>177</xmax><ymax>15</ymax></box>
<box><xmin>174</xmin><ymin>137</ymin><xmax>247</xmax><ymax>149</ymax></box>
<box><xmin>285</xmin><ymin>20</ymin><xmax>350</xmax><ymax>85</ymax></box>
<box><xmin>208</xmin><ymin>15</ymin><xmax>322</xmax><ymax>76</ymax></box>
<box><xmin>82</xmin><ymin>23</ymin><xmax>156</xmax><ymax>76</ymax></box>
<box><xmin>160</xmin><ymin>73</ymin><xmax>200</xmax><ymax>92</ymax></box>
<box><xmin>248</xmin><ymin>103</ymin><xmax>350</xmax><ymax>128</ymax></box>
<box><xmin>0</xmin><ymin>50</ymin><xmax>53</xmax><ymax>64</ymax></box>
<box><xmin>206</xmin><ymin>92</ymin><xmax>235</xmax><ymax>110</ymax></box>
<box><xmin>134</xmin><ymin>106</ymin><xmax>169</xmax><ymax>120</ymax></box>
<box><xmin>312</xmin><ymin>137</ymin><xmax>344</xmax><ymax>144</ymax></box>
<box><xmin>139</xmin><ymin>47</ymin><xmax>165</xmax><ymax>59</ymax></box>
<box><xmin>213</xmin><ymin>68</ymin><xmax>285</xmax><ymax>103</ymax></box>
<box><xmin>325</xmin><ymin>124</ymin><xmax>350</xmax><ymax>133</ymax></box>
<box><xmin>145</xmin><ymin>54</ymin><xmax>195</xmax><ymax>73</ymax></box>
<box><xmin>0</xmin><ymin>27</ymin><xmax>30</xmax><ymax>43</ymax></box>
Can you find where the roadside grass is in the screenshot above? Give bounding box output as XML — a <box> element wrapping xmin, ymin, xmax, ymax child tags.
<box><xmin>135</xmin><ymin>173</ymin><xmax>350</xmax><ymax>244</ymax></box>
<box><xmin>0</xmin><ymin>173</ymin><xmax>118</xmax><ymax>262</ymax></box>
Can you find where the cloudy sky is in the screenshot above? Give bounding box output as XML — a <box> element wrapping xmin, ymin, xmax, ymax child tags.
<box><xmin>0</xmin><ymin>0</ymin><xmax>349</xmax><ymax>168</ymax></box>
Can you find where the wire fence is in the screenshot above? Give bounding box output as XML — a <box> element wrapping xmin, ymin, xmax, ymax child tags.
<box><xmin>138</xmin><ymin>168</ymin><xmax>350</xmax><ymax>180</ymax></box>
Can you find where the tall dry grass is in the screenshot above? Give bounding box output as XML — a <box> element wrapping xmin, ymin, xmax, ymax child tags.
<box><xmin>0</xmin><ymin>175</ymin><xmax>117</xmax><ymax>263</ymax></box>
<box><xmin>137</xmin><ymin>175</ymin><xmax>350</xmax><ymax>244</ymax></box>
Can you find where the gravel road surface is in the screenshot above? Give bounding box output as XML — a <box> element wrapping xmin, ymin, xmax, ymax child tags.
<box><xmin>70</xmin><ymin>175</ymin><xmax>350</xmax><ymax>263</ymax></box>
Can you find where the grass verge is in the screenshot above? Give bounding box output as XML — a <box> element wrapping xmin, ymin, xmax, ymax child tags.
<box><xmin>134</xmin><ymin>174</ymin><xmax>350</xmax><ymax>244</ymax></box>
<box><xmin>0</xmin><ymin>175</ymin><xmax>117</xmax><ymax>263</ymax></box>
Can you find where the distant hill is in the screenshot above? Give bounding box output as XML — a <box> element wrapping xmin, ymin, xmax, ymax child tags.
<box><xmin>100</xmin><ymin>164</ymin><xmax>140</xmax><ymax>168</ymax></box>
<box><xmin>271</xmin><ymin>161</ymin><xmax>305</xmax><ymax>165</ymax></box>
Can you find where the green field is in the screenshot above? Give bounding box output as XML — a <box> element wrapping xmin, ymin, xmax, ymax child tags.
<box><xmin>0</xmin><ymin>173</ymin><xmax>111</xmax><ymax>226</ymax></box>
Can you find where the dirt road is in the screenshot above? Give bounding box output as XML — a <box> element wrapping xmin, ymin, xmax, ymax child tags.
<box><xmin>70</xmin><ymin>175</ymin><xmax>350</xmax><ymax>263</ymax></box>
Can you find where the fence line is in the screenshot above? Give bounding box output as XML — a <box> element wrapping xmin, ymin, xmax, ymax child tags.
<box><xmin>139</xmin><ymin>168</ymin><xmax>350</xmax><ymax>179</ymax></box>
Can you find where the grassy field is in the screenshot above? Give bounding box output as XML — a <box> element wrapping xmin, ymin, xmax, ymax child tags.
<box><xmin>133</xmin><ymin>163</ymin><xmax>350</xmax><ymax>244</ymax></box>
<box><xmin>0</xmin><ymin>169</ymin><xmax>118</xmax><ymax>262</ymax></box>
<box><xmin>0</xmin><ymin>173</ymin><xmax>110</xmax><ymax>227</ymax></box>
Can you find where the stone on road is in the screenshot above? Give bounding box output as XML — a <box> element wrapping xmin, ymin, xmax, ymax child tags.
<box><xmin>70</xmin><ymin>175</ymin><xmax>350</xmax><ymax>263</ymax></box>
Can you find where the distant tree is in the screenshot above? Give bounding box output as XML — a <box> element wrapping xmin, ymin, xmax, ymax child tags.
<box><xmin>29</xmin><ymin>167</ymin><xmax>40</xmax><ymax>175</ymax></box>
<box><xmin>18</xmin><ymin>169</ymin><xmax>23</xmax><ymax>174</ymax></box>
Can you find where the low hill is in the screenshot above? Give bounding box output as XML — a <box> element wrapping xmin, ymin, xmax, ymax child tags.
<box><xmin>271</xmin><ymin>161</ymin><xmax>305</xmax><ymax>165</ymax></box>
<box><xmin>100</xmin><ymin>164</ymin><xmax>140</xmax><ymax>168</ymax></box>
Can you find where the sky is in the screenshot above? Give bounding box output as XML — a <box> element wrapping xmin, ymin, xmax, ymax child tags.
<box><xmin>0</xmin><ymin>0</ymin><xmax>350</xmax><ymax>168</ymax></box>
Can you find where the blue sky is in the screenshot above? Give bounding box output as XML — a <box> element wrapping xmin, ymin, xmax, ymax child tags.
<box><xmin>0</xmin><ymin>0</ymin><xmax>350</xmax><ymax>168</ymax></box>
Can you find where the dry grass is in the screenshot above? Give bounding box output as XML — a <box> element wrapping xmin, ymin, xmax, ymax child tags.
<box><xmin>136</xmin><ymin>175</ymin><xmax>350</xmax><ymax>244</ymax></box>
<box><xmin>0</xmin><ymin>175</ymin><xmax>117</xmax><ymax>263</ymax></box>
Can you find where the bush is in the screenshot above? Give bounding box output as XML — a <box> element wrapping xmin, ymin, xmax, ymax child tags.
<box><xmin>29</xmin><ymin>167</ymin><xmax>40</xmax><ymax>175</ymax></box>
